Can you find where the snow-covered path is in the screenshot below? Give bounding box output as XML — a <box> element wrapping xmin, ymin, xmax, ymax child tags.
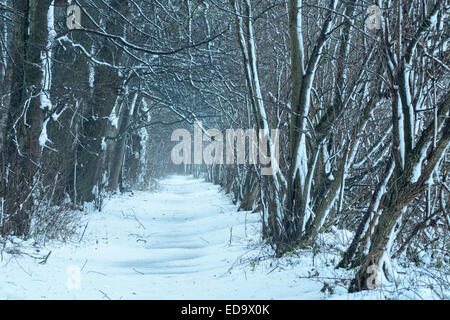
<box><xmin>1</xmin><ymin>176</ymin><xmax>357</xmax><ymax>299</ymax></box>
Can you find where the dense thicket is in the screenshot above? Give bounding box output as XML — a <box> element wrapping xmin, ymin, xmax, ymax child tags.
<box><xmin>0</xmin><ymin>0</ymin><xmax>448</xmax><ymax>292</ymax></box>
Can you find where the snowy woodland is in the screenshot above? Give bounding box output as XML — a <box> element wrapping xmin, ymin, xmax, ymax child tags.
<box><xmin>0</xmin><ymin>0</ymin><xmax>449</xmax><ymax>299</ymax></box>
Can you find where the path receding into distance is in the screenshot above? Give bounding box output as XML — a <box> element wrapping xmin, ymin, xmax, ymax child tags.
<box><xmin>1</xmin><ymin>176</ymin><xmax>362</xmax><ymax>299</ymax></box>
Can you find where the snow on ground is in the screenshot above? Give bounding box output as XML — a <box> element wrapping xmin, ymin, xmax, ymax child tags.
<box><xmin>0</xmin><ymin>176</ymin><xmax>444</xmax><ymax>299</ymax></box>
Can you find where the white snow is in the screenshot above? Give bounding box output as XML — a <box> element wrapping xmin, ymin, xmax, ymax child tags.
<box><xmin>109</xmin><ymin>111</ymin><xmax>119</xmax><ymax>128</ymax></box>
<box><xmin>88</xmin><ymin>45</ymin><xmax>95</xmax><ymax>90</ymax></box>
<box><xmin>38</xmin><ymin>118</ymin><xmax>54</xmax><ymax>150</ymax></box>
<box><xmin>0</xmin><ymin>176</ymin><xmax>445</xmax><ymax>299</ymax></box>
<box><xmin>397</xmin><ymin>92</ymin><xmax>406</xmax><ymax>169</ymax></box>
<box><xmin>101</xmin><ymin>137</ymin><xmax>107</xmax><ymax>151</ymax></box>
<box><xmin>39</xmin><ymin>1</ymin><xmax>55</xmax><ymax>111</ymax></box>
<box><xmin>411</xmin><ymin>141</ymin><xmax>431</xmax><ymax>183</ymax></box>
<box><xmin>51</xmin><ymin>105</ymin><xmax>67</xmax><ymax>122</ymax></box>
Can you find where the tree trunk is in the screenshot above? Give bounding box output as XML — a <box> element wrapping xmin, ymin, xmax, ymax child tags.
<box><xmin>1</xmin><ymin>0</ymin><xmax>52</xmax><ymax>235</ymax></box>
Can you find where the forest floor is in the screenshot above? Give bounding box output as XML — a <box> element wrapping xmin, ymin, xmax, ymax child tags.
<box><xmin>0</xmin><ymin>176</ymin><xmax>443</xmax><ymax>299</ymax></box>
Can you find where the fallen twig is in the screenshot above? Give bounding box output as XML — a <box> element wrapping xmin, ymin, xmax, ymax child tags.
<box><xmin>99</xmin><ymin>290</ymin><xmax>111</xmax><ymax>300</ymax></box>
<box><xmin>38</xmin><ymin>250</ymin><xmax>51</xmax><ymax>265</ymax></box>
<box><xmin>131</xmin><ymin>209</ymin><xmax>146</xmax><ymax>229</ymax></box>
<box><xmin>79</xmin><ymin>222</ymin><xmax>89</xmax><ymax>243</ymax></box>
<box><xmin>81</xmin><ymin>259</ymin><xmax>88</xmax><ymax>271</ymax></box>
<box><xmin>132</xmin><ymin>267</ymin><xmax>144</xmax><ymax>275</ymax></box>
